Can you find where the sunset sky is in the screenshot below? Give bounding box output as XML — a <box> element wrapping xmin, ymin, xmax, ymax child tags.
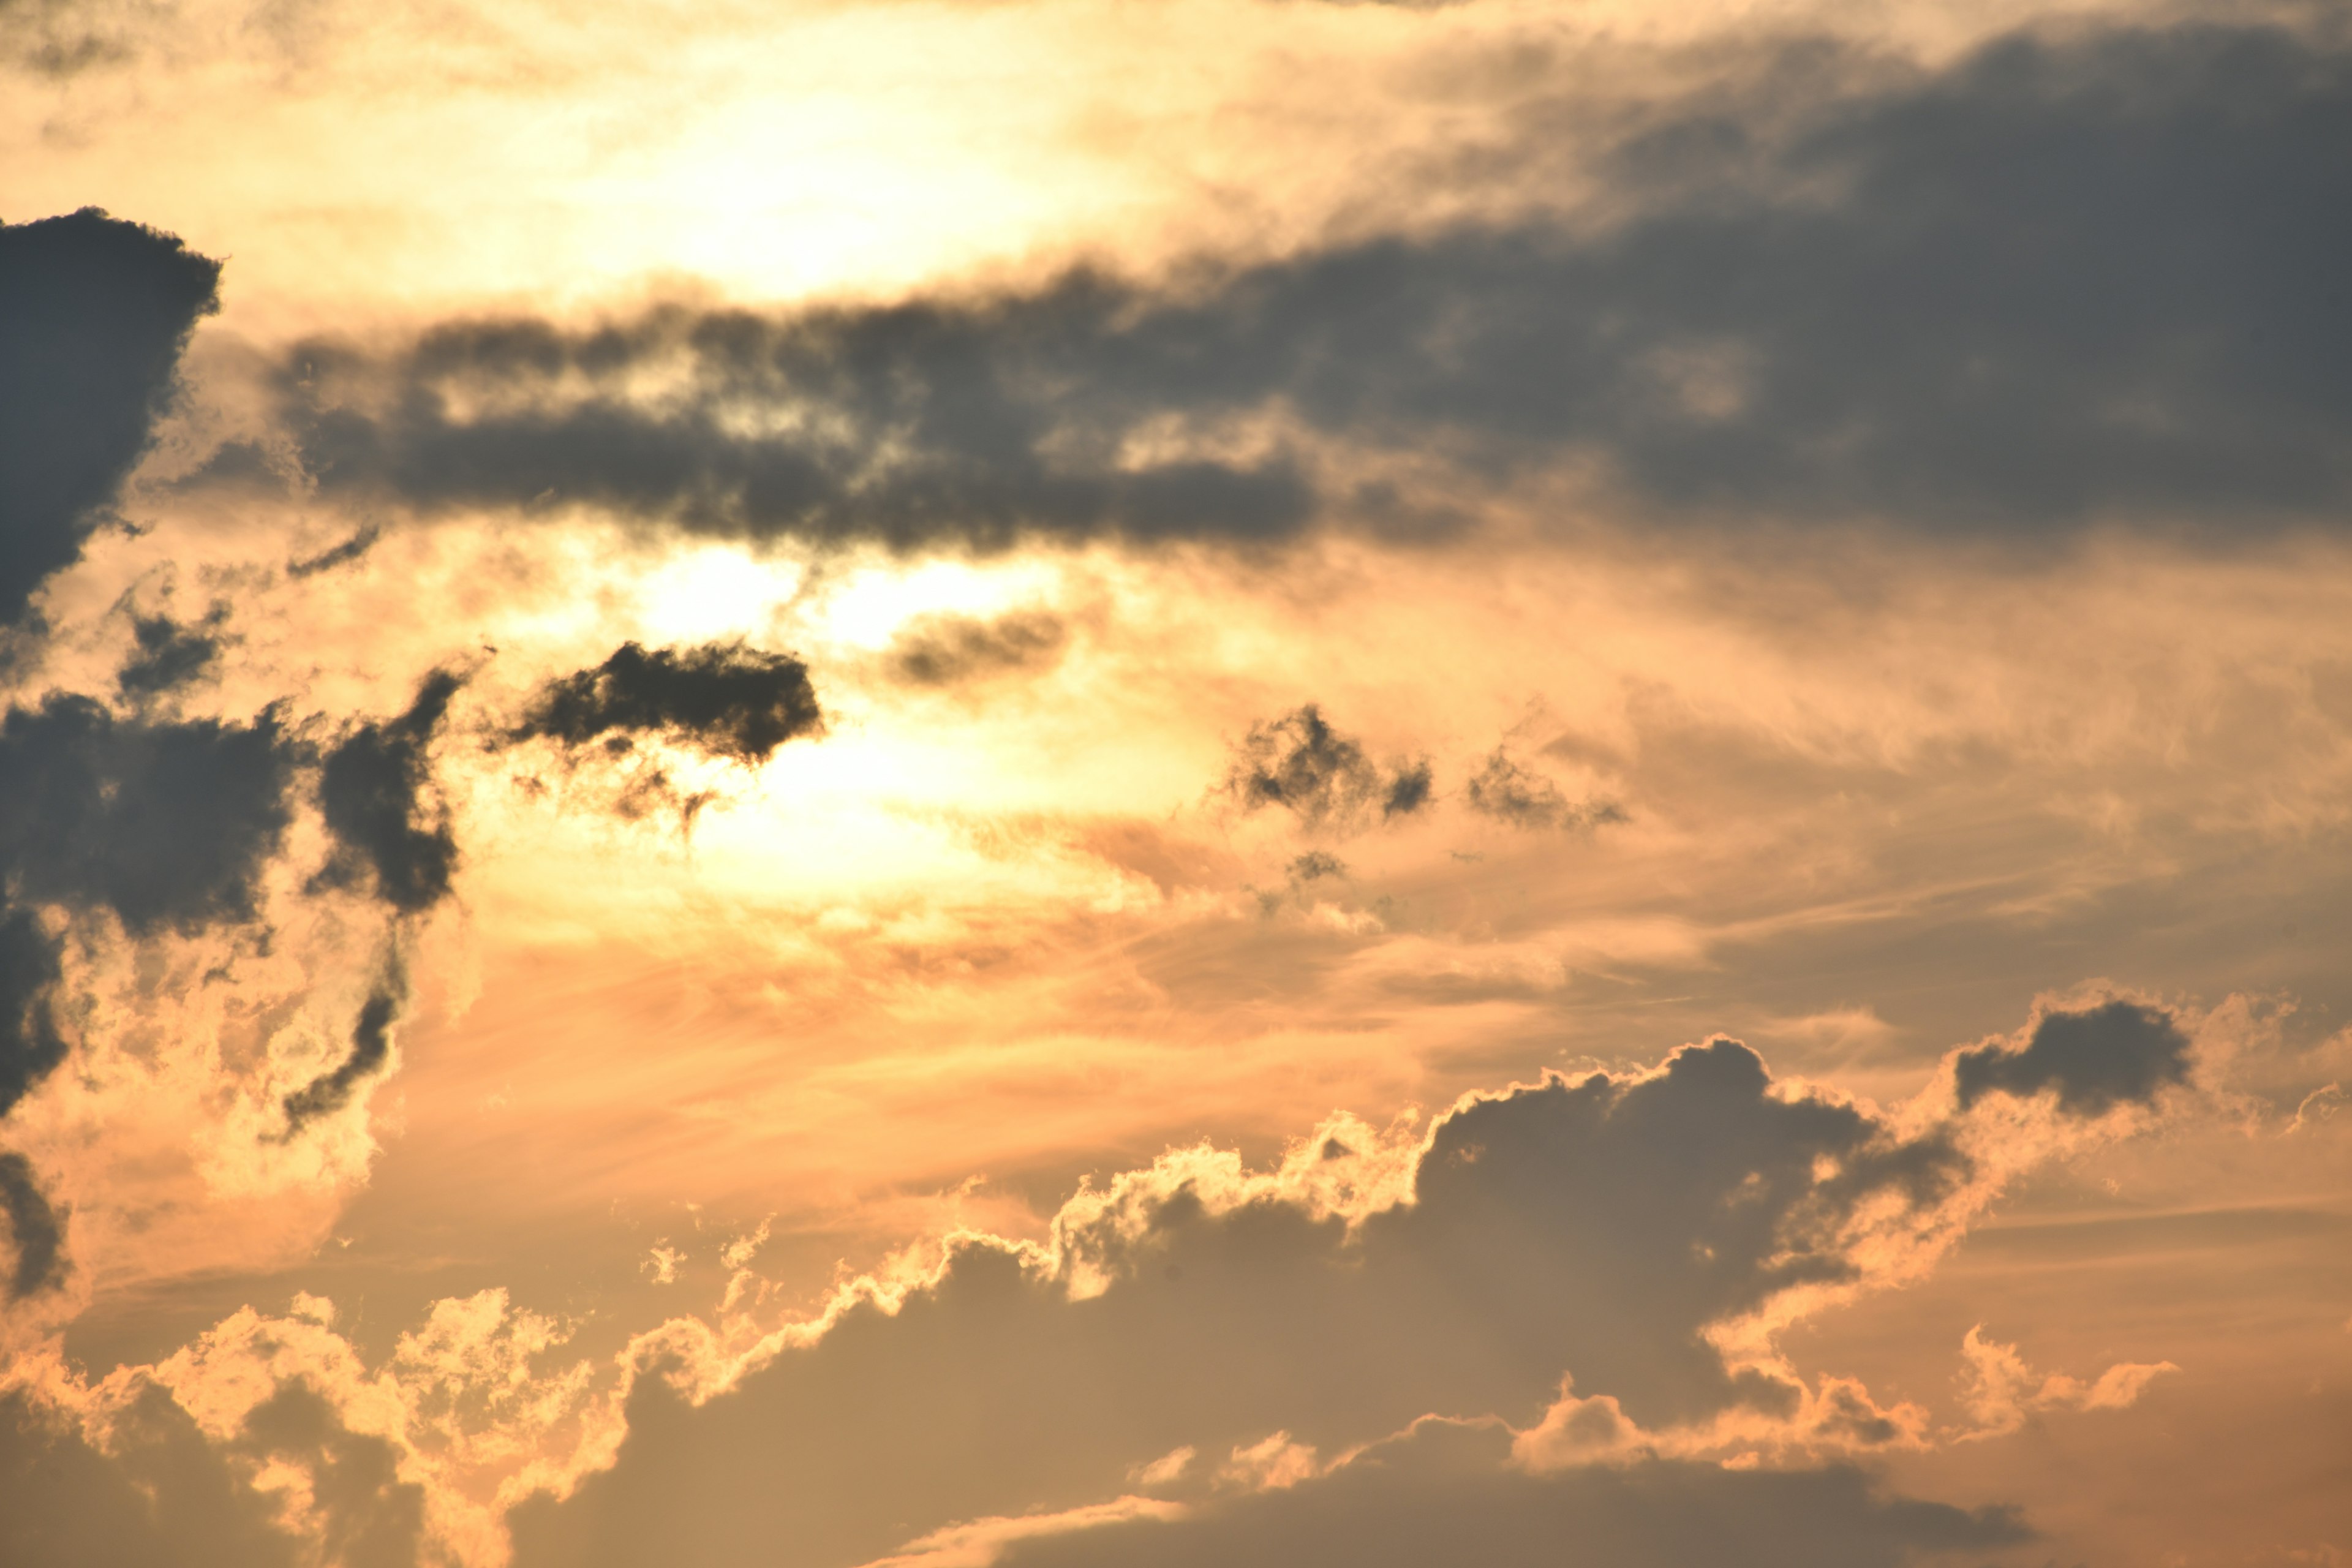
<box><xmin>1</xmin><ymin>0</ymin><xmax>2348</xmax><ymax>1563</ymax></box>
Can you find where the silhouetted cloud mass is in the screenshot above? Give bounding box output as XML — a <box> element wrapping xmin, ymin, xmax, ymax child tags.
<box><xmin>315</xmin><ymin>671</ymin><xmax>464</xmax><ymax>914</ymax></box>
<box><xmin>509</xmin><ymin>1038</ymin><xmax>1973</xmax><ymax>1568</ymax></box>
<box><xmin>0</xmin><ymin>1381</ymin><xmax>420</xmax><ymax>1568</ymax></box>
<box><xmin>271</xmin><ymin>23</ymin><xmax>2351</xmax><ymax>546</ymax></box>
<box><xmin>0</xmin><ymin>695</ymin><xmax>298</xmax><ymax>934</ymax></box>
<box><xmin>1953</xmin><ymin>999</ymin><xmax>2192</xmax><ymax>1115</ymax></box>
<box><xmin>1225</xmin><ymin>705</ymin><xmax>1431</xmax><ymax>830</ymax></box>
<box><xmin>0</xmin><ymin>1151</ymin><xmax>63</xmax><ymax>1298</ymax></box>
<box><xmin>511</xmin><ymin>642</ymin><xmax>823</xmax><ymax>763</ymax></box>
<box><xmin>0</xmin><ymin>208</ymin><xmax>220</xmax><ymax>622</ymax></box>
<box><xmin>0</xmin><ymin>909</ymin><xmax>63</xmax><ymax>1120</ymax></box>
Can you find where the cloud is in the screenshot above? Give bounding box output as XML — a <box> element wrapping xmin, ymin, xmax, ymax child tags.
<box><xmin>0</xmin><ymin>695</ymin><xmax>298</xmax><ymax>935</ymax></box>
<box><xmin>1953</xmin><ymin>999</ymin><xmax>2193</xmax><ymax>1116</ymax></box>
<box><xmin>505</xmin><ymin>1036</ymin><xmax>2016</xmax><ymax>1568</ymax></box>
<box><xmin>115</xmin><ymin>611</ymin><xmax>227</xmax><ymax>699</ymax></box>
<box><xmin>0</xmin><ymin>1385</ymin><xmax>301</xmax><ymax>1568</ymax></box>
<box><xmin>0</xmin><ymin>1150</ymin><xmax>64</xmax><ymax>1298</ymax></box>
<box><xmin>253</xmin><ymin>22</ymin><xmax>2352</xmax><ymax>547</ymax></box>
<box><xmin>509</xmin><ymin>641</ymin><xmax>823</xmax><ymax>764</ymax></box>
<box><xmin>886</xmin><ymin>611</ymin><xmax>1069</xmax><ymax>688</ymax></box>
<box><xmin>1223</xmin><ymin>705</ymin><xmax>1431</xmax><ymax>831</ymax></box>
<box><xmin>990</xmin><ymin>1420</ymin><xmax>2024</xmax><ymax>1568</ymax></box>
<box><xmin>1462</xmin><ymin>748</ymin><xmax>1618</xmax><ymax>831</ymax></box>
<box><xmin>0</xmin><ymin>908</ymin><xmax>64</xmax><ymax>1120</ymax></box>
<box><xmin>0</xmin><ymin>208</ymin><xmax>220</xmax><ymax>624</ymax></box>
<box><xmin>1954</xmin><ymin>1327</ymin><xmax>2177</xmax><ymax>1440</ymax></box>
<box><xmin>314</xmin><ymin>671</ymin><xmax>464</xmax><ymax>914</ymax></box>
<box><xmin>280</xmin><ymin>965</ymin><xmax>405</xmax><ymax>1137</ymax></box>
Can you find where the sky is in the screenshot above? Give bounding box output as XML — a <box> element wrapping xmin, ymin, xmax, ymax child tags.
<box><xmin>0</xmin><ymin>0</ymin><xmax>2348</xmax><ymax>1564</ymax></box>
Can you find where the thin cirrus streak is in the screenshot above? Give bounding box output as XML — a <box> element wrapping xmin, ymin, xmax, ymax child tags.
<box><xmin>1</xmin><ymin>3</ymin><xmax>2350</xmax><ymax>1568</ymax></box>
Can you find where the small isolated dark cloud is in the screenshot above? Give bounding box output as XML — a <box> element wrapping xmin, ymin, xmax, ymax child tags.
<box><xmin>0</xmin><ymin>908</ymin><xmax>64</xmax><ymax>1120</ymax></box>
<box><xmin>1463</xmin><ymin>748</ymin><xmax>1619</xmax><ymax>831</ymax></box>
<box><xmin>266</xmin><ymin>22</ymin><xmax>2352</xmax><ymax>548</ymax></box>
<box><xmin>1224</xmin><ymin>705</ymin><xmax>1432</xmax><ymax>831</ymax></box>
<box><xmin>0</xmin><ymin>209</ymin><xmax>219</xmax><ymax>624</ymax></box>
<box><xmin>1953</xmin><ymin>999</ymin><xmax>2193</xmax><ymax>1116</ymax></box>
<box><xmin>115</xmin><ymin>611</ymin><xmax>225</xmax><ymax>699</ymax></box>
<box><xmin>280</xmin><ymin>968</ymin><xmax>404</xmax><ymax>1136</ymax></box>
<box><xmin>314</xmin><ymin>671</ymin><xmax>464</xmax><ymax>915</ymax></box>
<box><xmin>886</xmin><ymin>609</ymin><xmax>1068</xmax><ymax>687</ymax></box>
<box><xmin>286</xmin><ymin>524</ymin><xmax>381</xmax><ymax>579</ymax></box>
<box><xmin>0</xmin><ymin>1150</ymin><xmax>64</xmax><ymax>1299</ymax></box>
<box><xmin>999</xmin><ymin>1422</ymin><xmax>2023</xmax><ymax>1568</ymax></box>
<box><xmin>0</xmin><ymin>695</ymin><xmax>298</xmax><ymax>935</ymax></box>
<box><xmin>511</xmin><ymin>642</ymin><xmax>823</xmax><ymax>764</ymax></box>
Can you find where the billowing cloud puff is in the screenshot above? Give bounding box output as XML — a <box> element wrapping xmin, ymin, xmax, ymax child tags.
<box><xmin>499</xmin><ymin>1027</ymin><xmax>2138</xmax><ymax>1568</ymax></box>
<box><xmin>251</xmin><ymin>23</ymin><xmax>2352</xmax><ymax>548</ymax></box>
<box><xmin>510</xmin><ymin>641</ymin><xmax>824</xmax><ymax>764</ymax></box>
<box><xmin>0</xmin><ymin>209</ymin><xmax>219</xmax><ymax>624</ymax></box>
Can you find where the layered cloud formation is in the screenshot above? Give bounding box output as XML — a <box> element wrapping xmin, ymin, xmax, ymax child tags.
<box><xmin>1</xmin><ymin>4</ymin><xmax>2348</xmax><ymax>1567</ymax></box>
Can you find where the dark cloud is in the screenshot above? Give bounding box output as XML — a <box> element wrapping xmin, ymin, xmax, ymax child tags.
<box><xmin>0</xmin><ymin>1379</ymin><xmax>424</xmax><ymax>1568</ymax></box>
<box><xmin>115</xmin><ymin>611</ymin><xmax>225</xmax><ymax>699</ymax></box>
<box><xmin>511</xmin><ymin>642</ymin><xmax>823</xmax><ymax>764</ymax></box>
<box><xmin>0</xmin><ymin>1385</ymin><xmax>300</xmax><ymax>1568</ymax></box>
<box><xmin>999</xmin><ymin>1422</ymin><xmax>2024</xmax><ymax>1568</ymax></box>
<box><xmin>268</xmin><ymin>23</ymin><xmax>2351</xmax><ymax>546</ymax></box>
<box><xmin>1463</xmin><ymin>748</ymin><xmax>1618</xmax><ymax>831</ymax></box>
<box><xmin>509</xmin><ymin>1038</ymin><xmax>1972</xmax><ymax>1568</ymax></box>
<box><xmin>0</xmin><ymin>1150</ymin><xmax>64</xmax><ymax>1299</ymax></box>
<box><xmin>0</xmin><ymin>695</ymin><xmax>298</xmax><ymax>934</ymax></box>
<box><xmin>1224</xmin><ymin>705</ymin><xmax>1431</xmax><ymax>831</ymax></box>
<box><xmin>886</xmin><ymin>609</ymin><xmax>1068</xmax><ymax>687</ymax></box>
<box><xmin>0</xmin><ymin>208</ymin><xmax>219</xmax><ymax>623</ymax></box>
<box><xmin>1953</xmin><ymin>999</ymin><xmax>2193</xmax><ymax>1115</ymax></box>
<box><xmin>314</xmin><ymin>671</ymin><xmax>463</xmax><ymax>914</ymax></box>
<box><xmin>286</xmin><ymin>524</ymin><xmax>381</xmax><ymax>578</ymax></box>
<box><xmin>0</xmin><ymin>908</ymin><xmax>64</xmax><ymax>1119</ymax></box>
<box><xmin>281</xmin><ymin>967</ymin><xmax>404</xmax><ymax>1136</ymax></box>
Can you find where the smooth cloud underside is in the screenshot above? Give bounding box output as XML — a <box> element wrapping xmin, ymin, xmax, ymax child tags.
<box><xmin>992</xmin><ymin>1421</ymin><xmax>2025</xmax><ymax>1568</ymax></box>
<box><xmin>0</xmin><ymin>208</ymin><xmax>219</xmax><ymax>625</ymax></box>
<box><xmin>253</xmin><ymin>23</ymin><xmax>2352</xmax><ymax>549</ymax></box>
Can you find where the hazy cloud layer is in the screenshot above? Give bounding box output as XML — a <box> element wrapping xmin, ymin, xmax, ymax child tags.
<box><xmin>996</xmin><ymin>1421</ymin><xmax>2022</xmax><ymax>1568</ymax></box>
<box><xmin>0</xmin><ymin>209</ymin><xmax>219</xmax><ymax>624</ymax></box>
<box><xmin>261</xmin><ymin>21</ymin><xmax>2351</xmax><ymax>547</ymax></box>
<box><xmin>511</xmin><ymin>642</ymin><xmax>824</xmax><ymax>764</ymax></box>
